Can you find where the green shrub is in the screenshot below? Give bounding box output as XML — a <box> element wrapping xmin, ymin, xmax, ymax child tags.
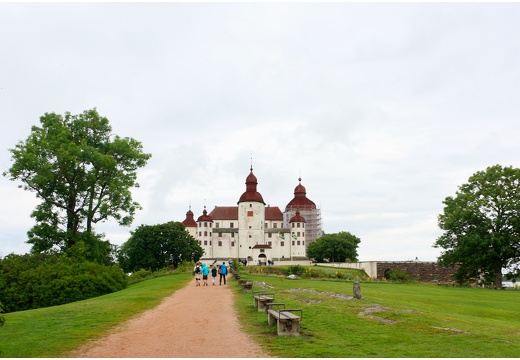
<box><xmin>386</xmin><ymin>269</ymin><xmax>413</xmax><ymax>283</ymax></box>
<box><xmin>287</xmin><ymin>265</ymin><xmax>305</xmax><ymax>276</ymax></box>
<box><xmin>129</xmin><ymin>268</ymin><xmax>153</xmax><ymax>283</ymax></box>
<box><xmin>0</xmin><ymin>253</ymin><xmax>128</xmax><ymax>312</ymax></box>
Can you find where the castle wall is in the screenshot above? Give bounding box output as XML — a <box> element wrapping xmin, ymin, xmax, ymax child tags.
<box><xmin>376</xmin><ymin>261</ymin><xmax>458</xmax><ymax>282</ymax></box>
<box><xmin>321</xmin><ymin>261</ymin><xmax>458</xmax><ymax>282</ymax></box>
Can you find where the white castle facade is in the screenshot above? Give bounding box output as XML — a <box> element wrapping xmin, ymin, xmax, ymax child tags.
<box><xmin>182</xmin><ymin>166</ymin><xmax>323</xmax><ymax>264</ymax></box>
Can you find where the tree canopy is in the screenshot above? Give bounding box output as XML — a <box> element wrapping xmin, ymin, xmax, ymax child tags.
<box><xmin>118</xmin><ymin>221</ymin><xmax>204</xmax><ymax>273</ymax></box>
<box><xmin>435</xmin><ymin>164</ymin><xmax>520</xmax><ymax>288</ymax></box>
<box><xmin>3</xmin><ymin>109</ymin><xmax>151</xmax><ymax>261</ymax></box>
<box><xmin>306</xmin><ymin>231</ymin><xmax>360</xmax><ymax>263</ymax></box>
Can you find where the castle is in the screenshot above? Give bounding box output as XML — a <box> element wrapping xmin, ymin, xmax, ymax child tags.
<box><xmin>182</xmin><ymin>166</ymin><xmax>323</xmax><ymax>264</ymax></box>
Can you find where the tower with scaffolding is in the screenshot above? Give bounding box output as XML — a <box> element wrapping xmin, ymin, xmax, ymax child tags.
<box><xmin>283</xmin><ymin>177</ymin><xmax>323</xmax><ymax>246</ymax></box>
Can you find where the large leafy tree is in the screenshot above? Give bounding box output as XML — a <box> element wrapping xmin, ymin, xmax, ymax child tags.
<box><xmin>435</xmin><ymin>165</ymin><xmax>520</xmax><ymax>288</ymax></box>
<box><xmin>3</xmin><ymin>109</ymin><xmax>151</xmax><ymax>257</ymax></box>
<box><xmin>118</xmin><ymin>221</ymin><xmax>204</xmax><ymax>273</ymax></box>
<box><xmin>307</xmin><ymin>231</ymin><xmax>360</xmax><ymax>263</ymax></box>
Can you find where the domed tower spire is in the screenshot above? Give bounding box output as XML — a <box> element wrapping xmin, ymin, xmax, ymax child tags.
<box><xmin>238</xmin><ymin>165</ymin><xmax>265</xmax><ymax>204</ymax></box>
<box><xmin>287</xmin><ymin>176</ymin><xmax>316</xmax><ymax>210</ymax></box>
<box><xmin>182</xmin><ymin>205</ymin><xmax>197</xmax><ymax>227</ymax></box>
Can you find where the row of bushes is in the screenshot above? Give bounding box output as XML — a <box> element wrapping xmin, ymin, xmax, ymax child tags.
<box><xmin>0</xmin><ymin>253</ymin><xmax>128</xmax><ymax>313</ymax></box>
<box><xmin>243</xmin><ymin>264</ymin><xmax>367</xmax><ymax>281</ymax></box>
<box><xmin>127</xmin><ymin>262</ymin><xmax>193</xmax><ymax>285</ymax></box>
<box><xmin>242</xmin><ymin>264</ymin><xmax>414</xmax><ymax>283</ymax></box>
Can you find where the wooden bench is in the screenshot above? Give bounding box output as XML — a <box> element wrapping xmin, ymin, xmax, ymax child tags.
<box><xmin>242</xmin><ymin>283</ymin><xmax>253</xmax><ymax>292</ymax></box>
<box><xmin>267</xmin><ymin>308</ymin><xmax>303</xmax><ymax>336</ymax></box>
<box><xmin>239</xmin><ymin>280</ymin><xmax>253</xmax><ymax>292</ymax></box>
<box><xmin>252</xmin><ymin>291</ymin><xmax>275</xmax><ymax>312</ymax></box>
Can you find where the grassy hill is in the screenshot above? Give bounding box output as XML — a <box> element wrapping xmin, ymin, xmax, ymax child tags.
<box><xmin>233</xmin><ymin>271</ymin><xmax>520</xmax><ymax>357</ymax></box>
<box><xmin>1</xmin><ymin>267</ymin><xmax>519</xmax><ymax>357</ymax></box>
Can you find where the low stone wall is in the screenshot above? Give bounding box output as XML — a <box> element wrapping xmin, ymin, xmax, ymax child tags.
<box><xmin>376</xmin><ymin>261</ymin><xmax>458</xmax><ymax>282</ymax></box>
<box><xmin>319</xmin><ymin>261</ymin><xmax>458</xmax><ymax>282</ymax></box>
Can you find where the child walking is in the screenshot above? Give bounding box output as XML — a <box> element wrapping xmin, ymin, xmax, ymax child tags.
<box><xmin>211</xmin><ymin>265</ymin><xmax>217</xmax><ymax>285</ymax></box>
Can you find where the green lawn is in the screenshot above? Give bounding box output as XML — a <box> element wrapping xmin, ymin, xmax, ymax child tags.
<box><xmin>0</xmin><ymin>271</ymin><xmax>192</xmax><ymax>358</ymax></box>
<box><xmin>232</xmin><ymin>273</ymin><xmax>520</xmax><ymax>358</ymax></box>
<box><xmin>1</xmin><ymin>268</ymin><xmax>519</xmax><ymax>358</ymax></box>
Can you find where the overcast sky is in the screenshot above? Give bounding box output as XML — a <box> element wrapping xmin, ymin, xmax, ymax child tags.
<box><xmin>1</xmin><ymin>2</ymin><xmax>520</xmax><ymax>262</ymax></box>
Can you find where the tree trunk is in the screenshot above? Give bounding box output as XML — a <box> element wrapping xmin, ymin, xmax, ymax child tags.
<box><xmin>494</xmin><ymin>265</ymin><xmax>503</xmax><ymax>289</ymax></box>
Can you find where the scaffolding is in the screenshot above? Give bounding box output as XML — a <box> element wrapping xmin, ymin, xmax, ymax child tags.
<box><xmin>283</xmin><ymin>205</ymin><xmax>323</xmax><ymax>247</ymax></box>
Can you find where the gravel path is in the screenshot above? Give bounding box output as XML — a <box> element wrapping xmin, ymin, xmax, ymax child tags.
<box><xmin>69</xmin><ymin>278</ymin><xmax>269</xmax><ymax>358</ymax></box>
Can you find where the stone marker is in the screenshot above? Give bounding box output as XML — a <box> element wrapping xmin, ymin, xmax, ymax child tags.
<box><xmin>353</xmin><ymin>281</ymin><xmax>362</xmax><ymax>299</ymax></box>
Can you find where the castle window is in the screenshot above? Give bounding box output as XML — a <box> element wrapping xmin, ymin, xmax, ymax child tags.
<box><xmin>204</xmin><ymin>240</ymin><xmax>208</xmax><ymax>245</ymax></box>
<box><xmin>231</xmin><ymin>232</ymin><xmax>235</xmax><ymax>238</ymax></box>
<box><xmin>215</xmin><ymin>223</ymin><xmax>219</xmax><ymax>228</ymax></box>
<box><xmin>218</xmin><ymin>241</ymin><xmax>222</xmax><ymax>247</ymax></box>
<box><xmin>297</xmin><ymin>223</ymin><xmax>301</xmax><ymax>228</ymax></box>
<box><xmin>268</xmin><ymin>233</ymin><xmax>272</xmax><ymax>238</ymax></box>
<box><xmin>230</xmin><ymin>222</ymin><xmax>234</xmax><ymax>228</ymax></box>
<box><xmin>204</xmin><ymin>231</ymin><xmax>207</xmax><ymax>236</ymax></box>
<box><xmin>231</xmin><ymin>241</ymin><xmax>235</xmax><ymax>247</ymax></box>
<box><xmin>292</xmin><ymin>241</ymin><xmax>295</xmax><ymax>245</ymax></box>
<box><xmin>218</xmin><ymin>232</ymin><xmax>222</xmax><ymax>237</ymax></box>
<box><xmin>247</xmin><ymin>211</ymin><xmax>253</xmax><ymax>217</ymax></box>
<box><xmin>281</xmin><ymin>241</ymin><xmax>284</xmax><ymax>246</ymax></box>
<box><xmin>297</xmin><ymin>232</ymin><xmax>301</xmax><ymax>237</ymax></box>
<box><xmin>273</xmin><ymin>223</ymin><xmax>277</xmax><ymax>228</ymax></box>
<box><xmin>204</xmin><ymin>222</ymin><xmax>207</xmax><ymax>227</ymax></box>
<box><xmin>302</xmin><ymin>223</ymin><xmax>305</xmax><ymax>228</ymax></box>
<box><xmin>297</xmin><ymin>241</ymin><xmax>301</xmax><ymax>245</ymax></box>
<box><xmin>268</xmin><ymin>241</ymin><xmax>272</xmax><ymax>246</ymax></box>
<box><xmin>260</xmin><ymin>249</ymin><xmax>264</xmax><ymax>253</ymax></box>
<box><xmin>199</xmin><ymin>232</ymin><xmax>202</xmax><ymax>236</ymax></box>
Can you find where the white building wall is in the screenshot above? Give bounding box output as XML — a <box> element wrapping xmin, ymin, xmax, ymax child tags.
<box><xmin>238</xmin><ymin>201</ymin><xmax>265</xmax><ymax>260</ymax></box>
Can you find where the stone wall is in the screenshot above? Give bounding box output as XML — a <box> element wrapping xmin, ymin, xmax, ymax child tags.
<box><xmin>376</xmin><ymin>261</ymin><xmax>458</xmax><ymax>282</ymax></box>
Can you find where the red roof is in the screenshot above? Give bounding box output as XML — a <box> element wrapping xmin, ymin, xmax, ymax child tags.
<box><xmin>289</xmin><ymin>209</ymin><xmax>306</xmax><ymax>223</ymax></box>
<box><xmin>182</xmin><ymin>208</ymin><xmax>197</xmax><ymax>227</ymax></box>
<box><xmin>238</xmin><ymin>167</ymin><xmax>265</xmax><ymax>204</ymax></box>
<box><xmin>252</xmin><ymin>244</ymin><xmax>272</xmax><ymax>249</ymax></box>
<box><xmin>265</xmin><ymin>206</ymin><xmax>283</xmax><ymax>221</ymax></box>
<box><xmin>209</xmin><ymin>206</ymin><xmax>238</xmax><ymax>220</ymax></box>
<box><xmin>197</xmin><ymin>207</ymin><xmax>213</xmax><ymax>222</ymax></box>
<box><xmin>286</xmin><ymin>177</ymin><xmax>316</xmax><ymax>210</ymax></box>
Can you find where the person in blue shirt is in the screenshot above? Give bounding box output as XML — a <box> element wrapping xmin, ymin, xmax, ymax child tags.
<box><xmin>201</xmin><ymin>263</ymin><xmax>210</xmax><ymax>286</ymax></box>
<box><xmin>219</xmin><ymin>262</ymin><xmax>227</xmax><ymax>285</ymax></box>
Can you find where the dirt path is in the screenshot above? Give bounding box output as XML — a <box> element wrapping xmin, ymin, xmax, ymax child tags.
<box><xmin>69</xmin><ymin>277</ymin><xmax>269</xmax><ymax>358</ymax></box>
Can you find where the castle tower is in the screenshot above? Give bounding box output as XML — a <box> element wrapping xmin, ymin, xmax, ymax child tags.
<box><xmin>181</xmin><ymin>206</ymin><xmax>198</xmax><ymax>239</ymax></box>
<box><xmin>196</xmin><ymin>206</ymin><xmax>213</xmax><ymax>258</ymax></box>
<box><xmin>237</xmin><ymin>166</ymin><xmax>267</xmax><ymax>261</ymax></box>
<box><xmin>289</xmin><ymin>209</ymin><xmax>307</xmax><ymax>258</ymax></box>
<box><xmin>284</xmin><ymin>177</ymin><xmax>323</xmax><ymax>246</ymax></box>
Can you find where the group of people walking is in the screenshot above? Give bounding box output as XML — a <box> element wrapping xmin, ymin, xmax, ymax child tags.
<box><xmin>193</xmin><ymin>262</ymin><xmax>228</xmax><ymax>286</ymax></box>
